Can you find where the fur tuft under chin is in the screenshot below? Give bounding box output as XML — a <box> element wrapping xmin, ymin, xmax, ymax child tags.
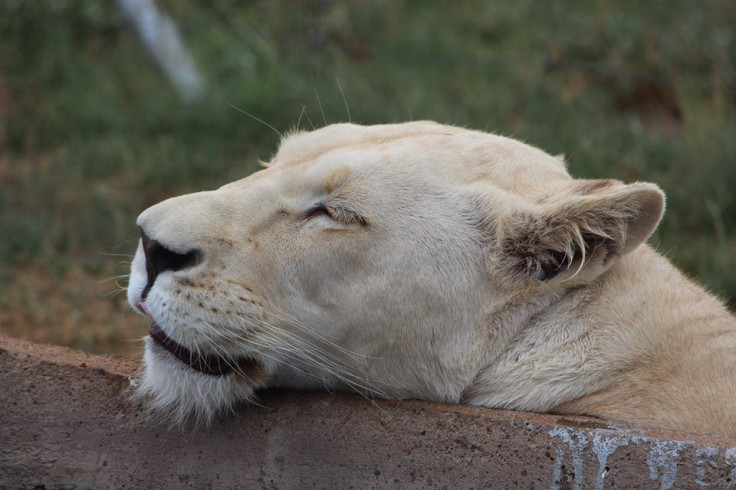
<box><xmin>133</xmin><ymin>337</ymin><xmax>258</xmax><ymax>429</ymax></box>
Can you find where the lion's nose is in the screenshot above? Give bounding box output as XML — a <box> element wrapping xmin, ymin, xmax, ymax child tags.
<box><xmin>140</xmin><ymin>230</ymin><xmax>200</xmax><ymax>299</ymax></box>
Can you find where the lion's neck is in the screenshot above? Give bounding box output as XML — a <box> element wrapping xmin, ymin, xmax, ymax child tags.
<box><xmin>465</xmin><ymin>245</ymin><xmax>736</xmax><ymax>436</ymax></box>
<box><xmin>554</xmin><ymin>246</ymin><xmax>736</xmax><ymax>435</ymax></box>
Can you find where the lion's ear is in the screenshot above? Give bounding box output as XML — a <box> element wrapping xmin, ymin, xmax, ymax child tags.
<box><xmin>494</xmin><ymin>180</ymin><xmax>665</xmax><ymax>286</ymax></box>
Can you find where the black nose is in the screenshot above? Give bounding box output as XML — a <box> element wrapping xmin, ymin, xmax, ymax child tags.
<box><xmin>140</xmin><ymin>230</ymin><xmax>200</xmax><ymax>299</ymax></box>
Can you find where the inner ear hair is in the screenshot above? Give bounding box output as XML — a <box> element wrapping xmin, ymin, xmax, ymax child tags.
<box><xmin>534</xmin><ymin>230</ymin><xmax>614</xmax><ymax>282</ymax></box>
<box><xmin>495</xmin><ymin>181</ymin><xmax>665</xmax><ymax>286</ymax></box>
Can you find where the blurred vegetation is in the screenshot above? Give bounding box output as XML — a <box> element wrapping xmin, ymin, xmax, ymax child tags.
<box><xmin>1</xmin><ymin>0</ymin><xmax>734</xmax><ymax>354</ymax></box>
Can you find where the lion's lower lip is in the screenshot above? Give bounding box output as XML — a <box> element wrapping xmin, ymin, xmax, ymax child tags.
<box><xmin>150</xmin><ymin>323</ymin><xmax>257</xmax><ymax>377</ymax></box>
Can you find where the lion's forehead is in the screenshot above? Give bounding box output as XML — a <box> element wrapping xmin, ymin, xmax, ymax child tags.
<box><xmin>273</xmin><ymin>121</ymin><xmax>455</xmax><ymax>166</ymax></box>
<box><xmin>267</xmin><ymin>122</ymin><xmax>570</xmax><ymax>197</ymax></box>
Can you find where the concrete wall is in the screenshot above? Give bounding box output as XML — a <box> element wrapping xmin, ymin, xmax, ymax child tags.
<box><xmin>2</xmin><ymin>334</ymin><xmax>735</xmax><ymax>489</ymax></box>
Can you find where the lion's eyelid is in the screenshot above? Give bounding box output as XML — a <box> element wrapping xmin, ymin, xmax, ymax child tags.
<box><xmin>305</xmin><ymin>202</ymin><xmax>366</xmax><ymax>226</ymax></box>
<box><xmin>329</xmin><ymin>204</ymin><xmax>367</xmax><ymax>225</ymax></box>
<box><xmin>305</xmin><ymin>203</ymin><xmax>329</xmax><ymax>217</ymax></box>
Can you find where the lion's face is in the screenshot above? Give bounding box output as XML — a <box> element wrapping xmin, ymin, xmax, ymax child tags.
<box><xmin>127</xmin><ymin>122</ymin><xmax>663</xmax><ymax>425</ymax></box>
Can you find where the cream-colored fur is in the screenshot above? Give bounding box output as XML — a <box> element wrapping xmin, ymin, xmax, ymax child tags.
<box><xmin>127</xmin><ymin>121</ymin><xmax>736</xmax><ymax>436</ymax></box>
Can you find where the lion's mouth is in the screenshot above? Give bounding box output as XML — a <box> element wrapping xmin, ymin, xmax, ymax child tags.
<box><xmin>150</xmin><ymin>323</ymin><xmax>259</xmax><ymax>377</ymax></box>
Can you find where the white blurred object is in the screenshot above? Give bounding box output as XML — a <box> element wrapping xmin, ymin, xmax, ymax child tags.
<box><xmin>115</xmin><ymin>0</ymin><xmax>204</xmax><ymax>101</ymax></box>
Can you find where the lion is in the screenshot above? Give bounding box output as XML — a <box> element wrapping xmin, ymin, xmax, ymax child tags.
<box><xmin>127</xmin><ymin>121</ymin><xmax>736</xmax><ymax>436</ymax></box>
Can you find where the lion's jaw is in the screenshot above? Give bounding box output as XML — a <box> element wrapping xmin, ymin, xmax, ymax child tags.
<box><xmin>127</xmin><ymin>121</ymin><xmax>667</xmax><ymax>427</ymax></box>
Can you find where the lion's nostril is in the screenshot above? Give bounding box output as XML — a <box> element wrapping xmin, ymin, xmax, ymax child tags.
<box><xmin>140</xmin><ymin>230</ymin><xmax>200</xmax><ymax>299</ymax></box>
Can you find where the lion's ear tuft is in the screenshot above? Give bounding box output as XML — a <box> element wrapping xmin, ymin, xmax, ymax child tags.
<box><xmin>493</xmin><ymin>180</ymin><xmax>665</xmax><ymax>286</ymax></box>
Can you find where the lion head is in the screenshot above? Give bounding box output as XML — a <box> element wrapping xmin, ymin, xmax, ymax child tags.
<box><xmin>127</xmin><ymin>122</ymin><xmax>664</xmax><ymax>425</ymax></box>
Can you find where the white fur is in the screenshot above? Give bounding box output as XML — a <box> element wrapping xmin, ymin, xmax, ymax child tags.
<box><xmin>136</xmin><ymin>338</ymin><xmax>259</xmax><ymax>427</ymax></box>
<box><xmin>128</xmin><ymin>122</ymin><xmax>736</xmax><ymax>436</ymax></box>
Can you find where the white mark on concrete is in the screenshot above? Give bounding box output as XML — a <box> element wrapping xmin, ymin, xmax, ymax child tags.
<box><xmin>551</xmin><ymin>443</ymin><xmax>566</xmax><ymax>490</ymax></box>
<box><xmin>725</xmin><ymin>447</ymin><xmax>736</xmax><ymax>487</ymax></box>
<box><xmin>549</xmin><ymin>427</ymin><xmax>589</xmax><ymax>490</ymax></box>
<box><xmin>547</xmin><ymin>425</ymin><xmax>736</xmax><ymax>489</ymax></box>
<box><xmin>592</xmin><ymin>433</ymin><xmax>631</xmax><ymax>490</ymax></box>
<box><xmin>695</xmin><ymin>446</ymin><xmax>719</xmax><ymax>486</ymax></box>
<box><xmin>646</xmin><ymin>440</ymin><xmax>688</xmax><ymax>490</ymax></box>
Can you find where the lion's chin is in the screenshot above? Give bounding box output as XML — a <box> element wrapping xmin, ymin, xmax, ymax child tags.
<box><xmin>134</xmin><ymin>336</ymin><xmax>265</xmax><ymax>427</ymax></box>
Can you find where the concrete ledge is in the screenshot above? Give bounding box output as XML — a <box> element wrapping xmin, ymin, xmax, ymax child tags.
<box><xmin>2</xmin><ymin>335</ymin><xmax>735</xmax><ymax>489</ymax></box>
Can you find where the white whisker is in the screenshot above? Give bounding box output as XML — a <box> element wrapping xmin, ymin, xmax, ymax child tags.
<box><xmin>227</xmin><ymin>101</ymin><xmax>283</xmax><ymax>138</ymax></box>
<box><xmin>296</xmin><ymin>104</ymin><xmax>306</xmax><ymax>131</ymax></box>
<box><xmin>314</xmin><ymin>87</ymin><xmax>327</xmax><ymax>126</ymax></box>
<box><xmin>303</xmin><ymin>107</ymin><xmax>316</xmax><ymax>130</ymax></box>
<box><xmin>335</xmin><ymin>76</ymin><xmax>351</xmax><ymax>122</ymax></box>
<box><xmin>230</xmin><ymin>313</ymin><xmax>396</xmax><ymax>398</ymax></box>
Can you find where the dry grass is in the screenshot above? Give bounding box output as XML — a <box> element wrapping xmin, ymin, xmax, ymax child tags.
<box><xmin>1</xmin><ymin>265</ymin><xmax>144</xmax><ymax>356</ymax></box>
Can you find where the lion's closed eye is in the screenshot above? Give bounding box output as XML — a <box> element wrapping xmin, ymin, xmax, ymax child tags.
<box><xmin>305</xmin><ymin>203</ymin><xmax>331</xmax><ymax>220</ymax></box>
<box><xmin>305</xmin><ymin>203</ymin><xmax>367</xmax><ymax>226</ymax></box>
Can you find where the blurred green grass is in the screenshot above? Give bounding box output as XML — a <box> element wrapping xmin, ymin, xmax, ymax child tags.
<box><xmin>1</xmin><ymin>0</ymin><xmax>734</xmax><ymax>354</ymax></box>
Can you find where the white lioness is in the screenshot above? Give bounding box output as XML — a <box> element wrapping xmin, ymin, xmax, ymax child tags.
<box><xmin>127</xmin><ymin>121</ymin><xmax>736</xmax><ymax>436</ymax></box>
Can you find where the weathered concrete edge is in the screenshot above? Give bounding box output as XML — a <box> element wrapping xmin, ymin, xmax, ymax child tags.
<box><xmin>2</xmin><ymin>334</ymin><xmax>735</xmax><ymax>489</ymax></box>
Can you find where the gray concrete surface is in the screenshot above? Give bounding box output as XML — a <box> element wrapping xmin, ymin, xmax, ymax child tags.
<box><xmin>1</xmin><ymin>334</ymin><xmax>735</xmax><ymax>489</ymax></box>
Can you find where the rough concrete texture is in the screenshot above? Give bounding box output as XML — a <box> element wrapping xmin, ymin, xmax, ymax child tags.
<box><xmin>1</xmin><ymin>335</ymin><xmax>735</xmax><ymax>489</ymax></box>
